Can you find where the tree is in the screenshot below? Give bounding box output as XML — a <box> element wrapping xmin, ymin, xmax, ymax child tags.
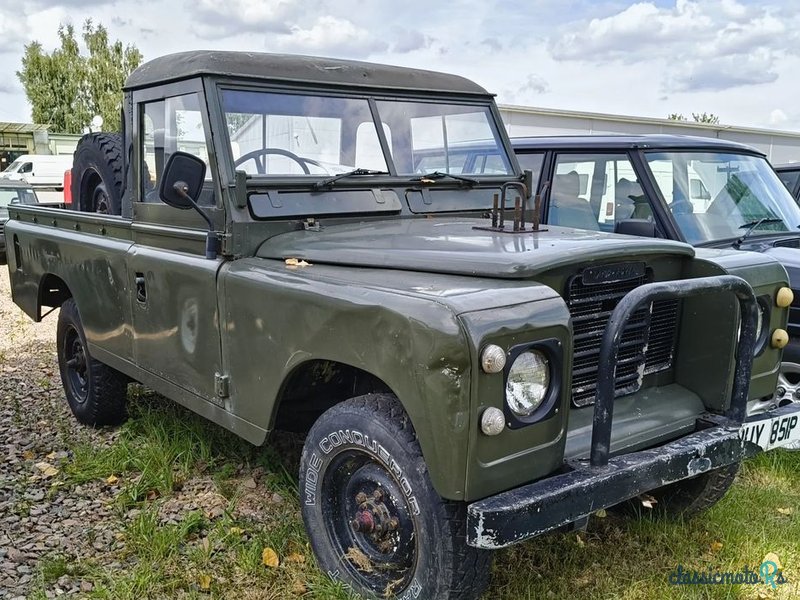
<box><xmin>667</xmin><ymin>112</ymin><xmax>721</xmax><ymax>125</ymax></box>
<box><xmin>17</xmin><ymin>20</ymin><xmax>142</xmax><ymax>133</ymax></box>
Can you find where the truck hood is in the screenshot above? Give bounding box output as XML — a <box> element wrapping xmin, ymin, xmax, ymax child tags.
<box><xmin>762</xmin><ymin>246</ymin><xmax>800</xmax><ymax>290</ymax></box>
<box><xmin>256</xmin><ymin>218</ymin><xmax>696</xmax><ymax>279</ymax></box>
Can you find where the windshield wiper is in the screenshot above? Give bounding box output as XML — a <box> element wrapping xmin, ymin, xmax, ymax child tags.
<box><xmin>733</xmin><ymin>217</ymin><xmax>784</xmax><ymax>248</ymax></box>
<box><xmin>410</xmin><ymin>171</ymin><xmax>479</xmax><ymax>186</ymax></box>
<box><xmin>313</xmin><ymin>168</ymin><xmax>388</xmax><ymax>190</ymax></box>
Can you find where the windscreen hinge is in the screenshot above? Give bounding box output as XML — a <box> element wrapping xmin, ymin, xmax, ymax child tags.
<box><xmin>303</xmin><ymin>218</ymin><xmax>321</xmax><ymax>232</ymax></box>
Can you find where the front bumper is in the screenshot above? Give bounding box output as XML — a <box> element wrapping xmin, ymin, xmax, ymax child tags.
<box><xmin>468</xmin><ymin>275</ymin><xmax>766</xmax><ymax>550</ymax></box>
<box><xmin>466</xmin><ymin>405</ymin><xmax>800</xmax><ymax>549</ymax></box>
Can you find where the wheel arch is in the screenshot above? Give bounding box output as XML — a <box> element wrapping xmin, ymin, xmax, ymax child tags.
<box><xmin>38</xmin><ymin>272</ymin><xmax>73</xmax><ymax>318</ymax></box>
<box><xmin>271</xmin><ymin>358</ymin><xmax>394</xmax><ymax>434</ymax></box>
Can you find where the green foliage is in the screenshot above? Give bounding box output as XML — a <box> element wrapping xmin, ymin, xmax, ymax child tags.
<box><xmin>16</xmin><ymin>20</ymin><xmax>142</xmax><ymax>134</ymax></box>
<box><xmin>667</xmin><ymin>112</ymin><xmax>722</xmax><ymax>124</ymax></box>
<box><xmin>692</xmin><ymin>111</ymin><xmax>721</xmax><ymax>124</ymax></box>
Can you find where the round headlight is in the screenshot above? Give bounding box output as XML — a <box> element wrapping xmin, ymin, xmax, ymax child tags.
<box><xmin>737</xmin><ymin>300</ymin><xmax>766</xmax><ymax>352</ymax></box>
<box><xmin>506</xmin><ymin>350</ymin><xmax>550</xmax><ymax>417</ymax></box>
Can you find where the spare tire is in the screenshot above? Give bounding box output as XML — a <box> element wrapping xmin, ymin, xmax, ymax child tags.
<box><xmin>71</xmin><ymin>132</ymin><xmax>124</xmax><ymax>215</ymax></box>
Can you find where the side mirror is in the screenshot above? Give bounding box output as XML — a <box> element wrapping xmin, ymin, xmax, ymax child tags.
<box><xmin>159</xmin><ymin>151</ymin><xmax>206</xmax><ymax>209</ymax></box>
<box><xmin>10</xmin><ymin>196</ymin><xmax>19</xmax><ymax>204</ymax></box>
<box><xmin>615</xmin><ymin>219</ymin><xmax>657</xmax><ymax>238</ymax></box>
<box><xmin>158</xmin><ymin>151</ymin><xmax>218</xmax><ymax>260</ymax></box>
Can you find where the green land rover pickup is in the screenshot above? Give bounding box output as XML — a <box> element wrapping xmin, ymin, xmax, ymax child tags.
<box><xmin>5</xmin><ymin>51</ymin><xmax>800</xmax><ymax>599</ymax></box>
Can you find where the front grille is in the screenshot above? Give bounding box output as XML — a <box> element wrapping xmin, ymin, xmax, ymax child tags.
<box><xmin>566</xmin><ymin>266</ymin><xmax>679</xmax><ymax>407</ymax></box>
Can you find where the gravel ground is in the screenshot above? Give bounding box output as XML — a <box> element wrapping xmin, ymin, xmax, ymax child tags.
<box><xmin>0</xmin><ymin>269</ymin><xmax>120</xmax><ymax>599</ymax></box>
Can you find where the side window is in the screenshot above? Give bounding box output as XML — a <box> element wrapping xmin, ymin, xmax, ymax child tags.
<box><xmin>549</xmin><ymin>153</ymin><xmax>650</xmax><ymax>232</ymax></box>
<box><xmin>515</xmin><ymin>152</ymin><xmax>545</xmax><ymax>190</ymax></box>
<box><xmin>141</xmin><ymin>93</ymin><xmax>215</xmax><ymax>206</ymax></box>
<box><xmin>19</xmin><ymin>162</ymin><xmax>32</xmax><ymax>174</ymax></box>
<box><xmin>777</xmin><ymin>169</ymin><xmax>800</xmax><ymax>196</ymax></box>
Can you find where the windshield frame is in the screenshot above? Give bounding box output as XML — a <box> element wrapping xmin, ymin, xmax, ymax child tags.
<box><xmin>212</xmin><ymin>80</ymin><xmax>520</xmax><ymax>187</ymax></box>
<box><xmin>639</xmin><ymin>148</ymin><xmax>800</xmax><ymax>247</ymax></box>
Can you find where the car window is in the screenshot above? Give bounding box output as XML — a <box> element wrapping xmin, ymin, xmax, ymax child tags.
<box><xmin>515</xmin><ymin>152</ymin><xmax>545</xmax><ymax>193</ymax></box>
<box><xmin>777</xmin><ymin>169</ymin><xmax>800</xmax><ymax>196</ymax></box>
<box><xmin>548</xmin><ymin>153</ymin><xmax>650</xmax><ymax>232</ymax></box>
<box><xmin>141</xmin><ymin>92</ymin><xmax>215</xmax><ymax>206</ymax></box>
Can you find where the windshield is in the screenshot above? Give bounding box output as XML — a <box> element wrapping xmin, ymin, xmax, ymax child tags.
<box><xmin>220</xmin><ymin>89</ymin><xmax>512</xmax><ymax>178</ymax></box>
<box><xmin>644</xmin><ymin>151</ymin><xmax>800</xmax><ymax>245</ymax></box>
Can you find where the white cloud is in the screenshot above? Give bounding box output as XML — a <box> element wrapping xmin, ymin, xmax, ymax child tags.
<box><xmin>549</xmin><ymin>0</ymin><xmax>800</xmax><ymax>92</ymax></box>
<box><xmin>391</xmin><ymin>29</ymin><xmax>432</xmax><ymax>54</ymax></box>
<box><xmin>770</xmin><ymin>108</ymin><xmax>789</xmax><ymax>125</ymax></box>
<box><xmin>670</xmin><ymin>49</ymin><xmax>779</xmax><ymax>92</ymax></box>
<box><xmin>0</xmin><ymin>9</ymin><xmax>31</xmax><ymax>54</ymax></box>
<box><xmin>269</xmin><ymin>16</ymin><xmax>388</xmax><ymax>57</ymax></box>
<box><xmin>194</xmin><ymin>0</ymin><xmax>311</xmax><ymax>37</ymax></box>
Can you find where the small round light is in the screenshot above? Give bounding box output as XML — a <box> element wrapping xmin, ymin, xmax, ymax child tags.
<box><xmin>506</xmin><ymin>350</ymin><xmax>550</xmax><ymax>417</ymax></box>
<box><xmin>772</xmin><ymin>328</ymin><xmax>789</xmax><ymax>349</ymax></box>
<box><xmin>481</xmin><ymin>344</ymin><xmax>507</xmax><ymax>374</ymax></box>
<box><xmin>480</xmin><ymin>407</ymin><xmax>505</xmax><ymax>436</ymax></box>
<box><xmin>776</xmin><ymin>287</ymin><xmax>794</xmax><ymax>308</ymax></box>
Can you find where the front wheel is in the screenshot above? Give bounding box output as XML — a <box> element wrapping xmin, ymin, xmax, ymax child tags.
<box><xmin>627</xmin><ymin>463</ymin><xmax>739</xmax><ymax>518</ymax></box>
<box><xmin>299</xmin><ymin>394</ymin><xmax>491</xmax><ymax>599</ymax></box>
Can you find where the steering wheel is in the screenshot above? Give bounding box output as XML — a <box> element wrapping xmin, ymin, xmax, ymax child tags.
<box><xmin>234</xmin><ymin>148</ymin><xmax>311</xmax><ymax>175</ymax></box>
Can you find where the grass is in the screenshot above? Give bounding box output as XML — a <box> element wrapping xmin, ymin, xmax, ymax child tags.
<box><xmin>28</xmin><ymin>391</ymin><xmax>800</xmax><ymax>599</ymax></box>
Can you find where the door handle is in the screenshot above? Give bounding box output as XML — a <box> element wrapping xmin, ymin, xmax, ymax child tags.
<box><xmin>135</xmin><ymin>273</ymin><xmax>147</xmax><ymax>303</ymax></box>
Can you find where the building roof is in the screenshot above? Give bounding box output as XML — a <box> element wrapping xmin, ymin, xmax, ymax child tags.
<box><xmin>499</xmin><ymin>104</ymin><xmax>800</xmax><ymax>140</ymax></box>
<box><xmin>510</xmin><ymin>134</ymin><xmax>763</xmax><ymax>155</ymax></box>
<box><xmin>125</xmin><ymin>51</ymin><xmax>491</xmax><ymax>96</ymax></box>
<box><xmin>0</xmin><ymin>122</ymin><xmax>50</xmax><ymax>134</ymax></box>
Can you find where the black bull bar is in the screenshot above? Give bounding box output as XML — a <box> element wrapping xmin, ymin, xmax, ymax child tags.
<box><xmin>467</xmin><ymin>275</ymin><xmax>765</xmax><ymax>549</ymax></box>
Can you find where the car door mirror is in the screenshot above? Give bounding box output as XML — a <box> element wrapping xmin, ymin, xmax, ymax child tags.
<box><xmin>159</xmin><ymin>151</ymin><xmax>206</xmax><ymax>210</ymax></box>
<box><xmin>615</xmin><ymin>219</ymin><xmax>657</xmax><ymax>237</ymax></box>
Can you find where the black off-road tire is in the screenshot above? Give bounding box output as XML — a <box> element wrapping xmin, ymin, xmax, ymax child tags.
<box><xmin>629</xmin><ymin>463</ymin><xmax>739</xmax><ymax>518</ymax></box>
<box><xmin>71</xmin><ymin>132</ymin><xmax>124</xmax><ymax>215</ymax></box>
<box><xmin>56</xmin><ymin>298</ymin><xmax>128</xmax><ymax>426</ymax></box>
<box><xmin>299</xmin><ymin>393</ymin><xmax>491</xmax><ymax>599</ymax></box>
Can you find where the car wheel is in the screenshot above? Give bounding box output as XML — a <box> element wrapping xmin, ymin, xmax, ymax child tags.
<box><xmin>57</xmin><ymin>298</ymin><xmax>128</xmax><ymax>426</ymax></box>
<box><xmin>626</xmin><ymin>463</ymin><xmax>739</xmax><ymax>518</ymax></box>
<box><xmin>299</xmin><ymin>393</ymin><xmax>491</xmax><ymax>600</ymax></box>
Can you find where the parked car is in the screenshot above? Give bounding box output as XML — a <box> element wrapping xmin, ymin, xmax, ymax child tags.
<box><xmin>5</xmin><ymin>53</ymin><xmax>800</xmax><ymax>599</ymax></box>
<box><xmin>502</xmin><ymin>134</ymin><xmax>800</xmax><ymax>412</ymax></box>
<box><xmin>774</xmin><ymin>163</ymin><xmax>800</xmax><ymax>203</ymax></box>
<box><xmin>1</xmin><ymin>154</ymin><xmax>74</xmax><ymax>186</ymax></box>
<box><xmin>412</xmin><ymin>135</ymin><xmax>800</xmax><ymax>412</ymax></box>
<box><xmin>0</xmin><ymin>179</ymin><xmax>39</xmax><ymax>259</ymax></box>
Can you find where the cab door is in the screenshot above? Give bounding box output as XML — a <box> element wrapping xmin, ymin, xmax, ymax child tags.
<box><xmin>126</xmin><ymin>82</ymin><xmax>225</xmax><ymax>403</ymax></box>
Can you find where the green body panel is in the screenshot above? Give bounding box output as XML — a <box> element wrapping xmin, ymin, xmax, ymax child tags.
<box><xmin>2</xmin><ymin>58</ymin><xmax>792</xmax><ymax>503</ymax></box>
<box><xmin>256</xmin><ymin>219</ymin><xmax>697</xmax><ymax>278</ymax></box>
<box><xmin>4</xmin><ymin>206</ymin><xmax>791</xmax><ymax>500</ymax></box>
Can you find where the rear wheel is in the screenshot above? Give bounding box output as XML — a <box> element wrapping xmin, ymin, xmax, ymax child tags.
<box><xmin>299</xmin><ymin>394</ymin><xmax>491</xmax><ymax>599</ymax></box>
<box><xmin>71</xmin><ymin>132</ymin><xmax>124</xmax><ymax>215</ymax></box>
<box><xmin>57</xmin><ymin>298</ymin><xmax>128</xmax><ymax>426</ymax></box>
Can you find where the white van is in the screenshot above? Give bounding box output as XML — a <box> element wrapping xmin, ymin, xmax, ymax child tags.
<box><xmin>1</xmin><ymin>154</ymin><xmax>74</xmax><ymax>186</ymax></box>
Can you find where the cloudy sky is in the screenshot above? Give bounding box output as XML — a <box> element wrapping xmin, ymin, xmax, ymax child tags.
<box><xmin>1</xmin><ymin>0</ymin><xmax>799</xmax><ymax>130</ymax></box>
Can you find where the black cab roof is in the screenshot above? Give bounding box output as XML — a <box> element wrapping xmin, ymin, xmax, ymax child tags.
<box><xmin>511</xmin><ymin>134</ymin><xmax>764</xmax><ymax>156</ymax></box>
<box><xmin>125</xmin><ymin>51</ymin><xmax>491</xmax><ymax>97</ymax></box>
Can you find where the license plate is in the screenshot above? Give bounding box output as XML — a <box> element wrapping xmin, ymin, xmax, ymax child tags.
<box><xmin>739</xmin><ymin>413</ymin><xmax>800</xmax><ymax>451</ymax></box>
